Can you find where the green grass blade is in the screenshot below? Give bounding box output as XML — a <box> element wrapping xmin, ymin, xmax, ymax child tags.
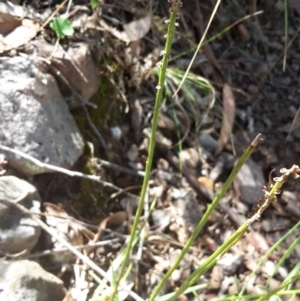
<box><xmin>110</xmin><ymin>3</ymin><xmax>180</xmax><ymax>299</ymax></box>
<box><xmin>238</xmin><ymin>220</ymin><xmax>300</xmax><ymax>297</ymax></box>
<box><xmin>149</xmin><ymin>134</ymin><xmax>262</xmax><ymax>301</ymax></box>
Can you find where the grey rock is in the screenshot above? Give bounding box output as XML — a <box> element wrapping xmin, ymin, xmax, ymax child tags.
<box><xmin>0</xmin><ymin>176</ymin><xmax>41</xmax><ymax>254</ymax></box>
<box><xmin>234</xmin><ymin>159</ymin><xmax>265</xmax><ymax>205</ymax></box>
<box><xmin>217</xmin><ymin>253</ymin><xmax>243</xmax><ymax>275</ymax></box>
<box><xmin>199</xmin><ymin>132</ymin><xmax>217</xmax><ymax>152</ymax></box>
<box><xmin>170</xmin><ymin>188</ymin><xmax>202</xmax><ymax>243</ymax></box>
<box><xmin>0</xmin><ymin>260</ymin><xmax>65</xmax><ymax>301</ymax></box>
<box><xmin>0</xmin><ymin>56</ymin><xmax>84</xmax><ymax>175</ymax></box>
<box><xmin>179</xmin><ymin>148</ymin><xmax>200</xmax><ymax>169</ymax></box>
<box><xmin>151</xmin><ymin>209</ymin><xmax>170</xmax><ymax>231</ymax></box>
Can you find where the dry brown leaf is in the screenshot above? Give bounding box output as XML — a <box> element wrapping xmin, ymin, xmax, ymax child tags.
<box><xmin>204</xmin><ymin>235</ymin><xmax>218</xmax><ymax>252</ymax></box>
<box><xmin>0</xmin><ymin>19</ymin><xmax>39</xmax><ymax>53</ymax></box>
<box><xmin>245</xmin><ymin>231</ymin><xmax>269</xmax><ymax>253</ymax></box>
<box><xmin>244</xmin><ymin>258</ymin><xmax>258</xmax><ymax>272</ymax></box>
<box><xmin>129</xmin><ymin>40</ymin><xmax>141</xmax><ymax>57</ymax></box>
<box><xmin>237</xmin><ymin>24</ymin><xmax>251</xmax><ymax>41</ymax></box>
<box><xmin>285</xmin><ymin>105</ymin><xmax>300</xmax><ymax>141</ymax></box>
<box><xmin>106</xmin><ymin>211</ymin><xmax>127</xmax><ymax>228</ymax></box>
<box><xmin>93</xmin><ymin>211</ymin><xmax>127</xmax><ymax>242</ymax></box>
<box><xmin>215</xmin><ymin>84</ymin><xmax>235</xmax><ymax>156</ymax></box>
<box><xmin>44</xmin><ymin>202</ymin><xmax>93</xmax><ymax>241</ymax></box>
<box><xmin>130</xmin><ymin>97</ymin><xmax>143</xmax><ymax>141</ymax></box>
<box><xmin>100</xmin><ymin>14</ymin><xmax>151</xmax><ymax>42</ymax></box>
<box><xmin>31</xmin><ymin>39</ymin><xmax>100</xmax><ymax>105</ymax></box>
<box><xmin>44</xmin><ymin>202</ymin><xmax>69</xmax><ymax>234</ymax></box>
<box><xmin>198</xmin><ymin>176</ymin><xmax>214</xmax><ymax>192</ymax></box>
<box><xmin>0</xmin><ymin>14</ymin><xmax>21</xmax><ymax>36</ymax></box>
<box><xmin>44</xmin><ymin>202</ymin><xmax>67</xmax><ymax>217</ymax></box>
<box><xmin>207</xmin><ymin>265</ymin><xmax>223</xmax><ymax>289</ymax></box>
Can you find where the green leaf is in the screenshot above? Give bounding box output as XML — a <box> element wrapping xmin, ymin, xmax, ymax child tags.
<box><xmin>50</xmin><ymin>17</ymin><xmax>74</xmax><ymax>39</ymax></box>
<box><xmin>91</xmin><ymin>0</ymin><xmax>99</xmax><ymax>10</ymax></box>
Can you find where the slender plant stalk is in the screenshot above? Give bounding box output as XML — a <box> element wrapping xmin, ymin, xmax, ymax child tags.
<box><xmin>170</xmin><ymin>10</ymin><xmax>263</xmax><ymax>63</ymax></box>
<box><xmin>206</xmin><ymin>289</ymin><xmax>300</xmax><ymax>301</ymax></box>
<box><xmin>167</xmin><ymin>165</ymin><xmax>300</xmax><ymax>301</ymax></box>
<box><xmin>167</xmin><ymin>223</ymin><xmax>249</xmax><ymax>301</ymax></box>
<box><xmin>149</xmin><ymin>134</ymin><xmax>262</xmax><ymax>301</ymax></box>
<box><xmin>262</xmin><ymin>221</ymin><xmax>300</xmax><ymax>290</ymax></box>
<box><xmin>110</xmin><ymin>2</ymin><xmax>180</xmax><ymax>300</ymax></box>
<box><xmin>257</xmin><ymin>273</ymin><xmax>300</xmax><ymax>301</ymax></box>
<box><xmin>173</xmin><ymin>0</ymin><xmax>222</xmax><ymax>97</ymax></box>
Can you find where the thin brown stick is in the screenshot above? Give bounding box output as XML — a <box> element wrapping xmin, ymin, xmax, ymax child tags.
<box><xmin>98</xmin><ymin>158</ymin><xmax>145</xmax><ymax>177</ymax></box>
<box><xmin>39</xmin><ymin>0</ymin><xmax>69</xmax><ymax>31</ymax></box>
<box><xmin>44</xmin><ymin>60</ymin><xmax>96</xmax><ymax>109</ymax></box>
<box><xmin>21</xmin><ymin>238</ymin><xmax>122</xmax><ymax>260</ymax></box>
<box><xmin>0</xmin><ymin>145</ymin><xmax>135</xmax><ymax>197</ymax></box>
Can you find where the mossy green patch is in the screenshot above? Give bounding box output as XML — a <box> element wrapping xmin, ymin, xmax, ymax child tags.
<box><xmin>72</xmin><ymin>72</ymin><xmax>126</xmax><ymax>149</ymax></box>
<box><xmin>71</xmin><ymin>69</ymin><xmax>126</xmax><ymax>211</ymax></box>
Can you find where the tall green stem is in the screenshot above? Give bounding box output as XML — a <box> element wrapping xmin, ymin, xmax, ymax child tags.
<box><xmin>149</xmin><ymin>134</ymin><xmax>262</xmax><ymax>301</ymax></box>
<box><xmin>110</xmin><ymin>2</ymin><xmax>180</xmax><ymax>300</ymax></box>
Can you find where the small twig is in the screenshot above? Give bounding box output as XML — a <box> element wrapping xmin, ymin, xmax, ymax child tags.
<box><xmin>0</xmin><ymin>197</ymin><xmax>143</xmax><ymax>301</ymax></box>
<box><xmin>39</xmin><ymin>211</ymin><xmax>130</xmax><ymax>240</ymax></box>
<box><xmin>98</xmin><ymin>158</ymin><xmax>145</xmax><ymax>177</ymax></box>
<box><xmin>0</xmin><ymin>145</ymin><xmax>129</xmax><ymax>194</ymax></box>
<box><xmin>104</xmin><ymin>185</ymin><xmax>140</xmax><ymax>204</ymax></box>
<box><xmin>0</xmin><ymin>144</ymin><xmax>97</xmax><ymax>180</ymax></box>
<box><xmin>39</xmin><ymin>0</ymin><xmax>69</xmax><ymax>31</ymax></box>
<box><xmin>285</xmin><ymin>105</ymin><xmax>300</xmax><ymax>142</ymax></box>
<box><xmin>20</xmin><ymin>238</ymin><xmax>122</xmax><ymax>260</ymax></box>
<box><xmin>81</xmin><ymin>103</ymin><xmax>109</xmax><ymax>152</ymax></box>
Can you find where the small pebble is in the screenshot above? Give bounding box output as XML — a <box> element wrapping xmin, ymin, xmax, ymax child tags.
<box><xmin>248</xmin><ymin>84</ymin><xmax>259</xmax><ymax>95</ymax></box>
<box><xmin>237</xmin><ymin>24</ymin><xmax>250</xmax><ymax>41</ymax></box>
<box><xmin>127</xmin><ymin>144</ymin><xmax>139</xmax><ymax>161</ymax></box>
<box><xmin>179</xmin><ymin>148</ymin><xmax>199</xmax><ymax>169</ymax></box>
<box><xmin>253</xmin><ymin>62</ymin><xmax>269</xmax><ymax>77</ymax></box>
